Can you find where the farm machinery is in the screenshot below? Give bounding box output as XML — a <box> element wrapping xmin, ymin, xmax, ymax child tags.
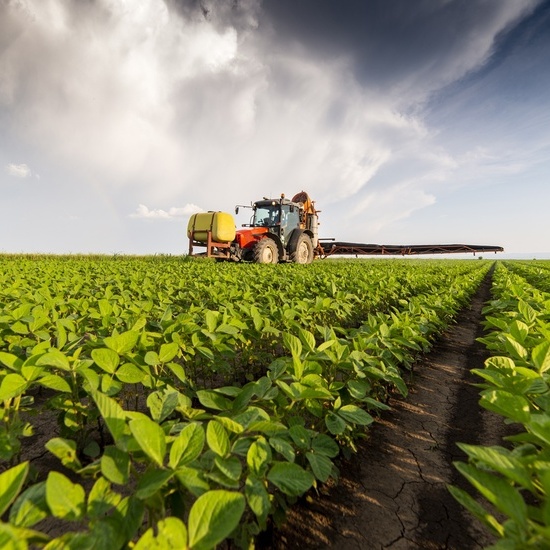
<box><xmin>187</xmin><ymin>191</ymin><xmax>503</xmax><ymax>264</ymax></box>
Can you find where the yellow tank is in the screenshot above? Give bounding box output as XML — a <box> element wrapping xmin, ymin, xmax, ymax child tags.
<box><xmin>187</xmin><ymin>211</ymin><xmax>236</xmax><ymax>243</ymax></box>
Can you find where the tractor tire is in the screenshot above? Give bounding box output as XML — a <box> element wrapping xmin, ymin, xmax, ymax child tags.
<box><xmin>253</xmin><ymin>238</ymin><xmax>279</xmax><ymax>264</ymax></box>
<box><xmin>290</xmin><ymin>233</ymin><xmax>314</xmax><ymax>264</ymax></box>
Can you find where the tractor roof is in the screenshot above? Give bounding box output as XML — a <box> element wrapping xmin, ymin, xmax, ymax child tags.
<box><xmin>253</xmin><ymin>198</ymin><xmax>301</xmax><ymax>209</ymax></box>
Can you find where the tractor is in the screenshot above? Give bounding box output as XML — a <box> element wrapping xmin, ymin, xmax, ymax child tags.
<box><xmin>187</xmin><ymin>191</ymin><xmax>319</xmax><ymax>264</ymax></box>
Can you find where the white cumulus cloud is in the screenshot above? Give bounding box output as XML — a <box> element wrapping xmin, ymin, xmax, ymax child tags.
<box><xmin>130</xmin><ymin>203</ymin><xmax>203</xmax><ymax>219</ymax></box>
<box><xmin>5</xmin><ymin>163</ymin><xmax>32</xmax><ymax>178</ymax></box>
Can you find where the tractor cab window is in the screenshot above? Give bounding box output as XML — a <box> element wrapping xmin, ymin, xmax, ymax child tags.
<box><xmin>281</xmin><ymin>205</ymin><xmax>300</xmax><ymax>232</ymax></box>
<box><xmin>253</xmin><ymin>206</ymin><xmax>280</xmax><ymax>227</ymax></box>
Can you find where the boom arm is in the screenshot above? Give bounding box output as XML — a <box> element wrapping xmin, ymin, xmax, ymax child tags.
<box><xmin>318</xmin><ymin>241</ymin><xmax>504</xmax><ymax>258</ymax></box>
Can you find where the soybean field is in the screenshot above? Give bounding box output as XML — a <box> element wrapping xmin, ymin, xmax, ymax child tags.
<box><xmin>1</xmin><ymin>256</ymin><xmax>549</xmax><ymax>549</ymax></box>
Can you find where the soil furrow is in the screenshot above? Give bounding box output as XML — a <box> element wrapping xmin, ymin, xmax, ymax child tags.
<box><xmin>269</xmin><ymin>267</ymin><xmax>507</xmax><ymax>549</ymax></box>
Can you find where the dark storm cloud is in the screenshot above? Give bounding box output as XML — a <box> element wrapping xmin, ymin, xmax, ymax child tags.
<box><xmin>263</xmin><ymin>0</ymin><xmax>542</xmax><ymax>101</ymax></box>
<box><xmin>425</xmin><ymin>0</ymin><xmax>550</xmax><ymax>144</ymax></box>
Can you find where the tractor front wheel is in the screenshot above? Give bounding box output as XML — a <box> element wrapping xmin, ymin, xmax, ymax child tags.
<box><xmin>253</xmin><ymin>238</ymin><xmax>279</xmax><ymax>264</ymax></box>
<box><xmin>290</xmin><ymin>234</ymin><xmax>314</xmax><ymax>264</ymax></box>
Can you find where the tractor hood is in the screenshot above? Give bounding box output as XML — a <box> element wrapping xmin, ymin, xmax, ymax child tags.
<box><xmin>235</xmin><ymin>227</ymin><xmax>269</xmax><ymax>249</ymax></box>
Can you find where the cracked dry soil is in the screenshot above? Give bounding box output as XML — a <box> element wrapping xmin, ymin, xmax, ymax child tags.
<box><xmin>268</xmin><ymin>269</ymin><xmax>508</xmax><ymax>550</ymax></box>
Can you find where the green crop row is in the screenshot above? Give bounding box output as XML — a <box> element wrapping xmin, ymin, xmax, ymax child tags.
<box><xmin>0</xmin><ymin>256</ymin><xmax>490</xmax><ymax>548</ymax></box>
<box><xmin>450</xmin><ymin>261</ymin><xmax>550</xmax><ymax>548</ymax></box>
<box><xmin>503</xmin><ymin>260</ymin><xmax>550</xmax><ymax>293</ymax></box>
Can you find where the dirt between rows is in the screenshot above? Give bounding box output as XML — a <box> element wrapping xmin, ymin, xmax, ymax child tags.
<box><xmin>268</xmin><ymin>267</ymin><xmax>510</xmax><ymax>549</ymax></box>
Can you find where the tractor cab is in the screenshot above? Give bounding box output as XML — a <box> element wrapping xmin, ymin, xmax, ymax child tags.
<box><xmin>251</xmin><ymin>200</ymin><xmax>301</xmax><ymax>246</ymax></box>
<box><xmin>231</xmin><ymin>192</ymin><xmax>317</xmax><ymax>263</ymax></box>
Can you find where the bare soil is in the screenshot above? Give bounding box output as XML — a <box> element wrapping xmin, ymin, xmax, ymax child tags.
<box><xmin>268</xmin><ymin>267</ymin><xmax>509</xmax><ymax>549</ymax></box>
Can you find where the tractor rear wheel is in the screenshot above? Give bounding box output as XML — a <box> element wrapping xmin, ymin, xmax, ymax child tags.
<box><xmin>290</xmin><ymin>233</ymin><xmax>314</xmax><ymax>264</ymax></box>
<box><xmin>253</xmin><ymin>238</ymin><xmax>279</xmax><ymax>264</ymax></box>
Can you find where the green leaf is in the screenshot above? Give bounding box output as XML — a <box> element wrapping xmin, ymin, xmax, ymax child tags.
<box><xmin>115</xmin><ymin>496</ymin><xmax>145</xmax><ymax>544</ymax></box>
<box><xmin>214</xmin><ymin>456</ymin><xmax>242</xmax><ymax>481</ymax></box>
<box><xmin>36</xmin><ymin>349</ymin><xmax>71</xmax><ymax>371</ymax></box>
<box><xmin>196</xmin><ymin>390</ymin><xmax>232</xmax><ymax>411</ymax></box>
<box><xmin>169</xmin><ymin>422</ymin><xmax>205</xmax><ymax>469</ymax></box>
<box><xmin>267</xmin><ymin>462</ymin><xmax>315</xmax><ymax>496</ymax></box>
<box><xmin>204</xmin><ymin>310</ymin><xmax>219</xmax><ymax>333</ymax></box>
<box><xmin>247</xmin><ymin>437</ymin><xmax>272</xmax><ymax>476</ymax></box>
<box><xmin>45</xmin><ymin>471</ymin><xmax>85</xmax><ymax>521</ymax></box>
<box><xmin>317</xmin><ymin>340</ymin><xmax>336</xmax><ymax>352</ymax></box>
<box><xmin>196</xmin><ymin>346</ymin><xmax>215</xmax><ymax>361</ymax></box>
<box><xmin>518</xmin><ymin>300</ymin><xmax>538</xmax><ymax>324</ymax></box>
<box><xmin>167</xmin><ymin>362</ymin><xmax>187</xmax><ymax>384</ymax></box>
<box><xmin>135</xmin><ymin>469</ymin><xmax>174</xmax><ymax>500</ymax></box>
<box><xmin>347</xmin><ymin>379</ymin><xmax>368</xmax><ymax>400</ymax></box>
<box><xmin>147</xmin><ymin>390</ymin><xmax>178</xmax><ymax>423</ymax></box>
<box><xmin>38</xmin><ymin>374</ymin><xmax>71</xmax><ymax>393</ymax></box>
<box><xmin>215</xmin><ymin>416</ymin><xmax>244</xmax><ymax>434</ymax></box>
<box><xmin>526</xmin><ymin>414</ymin><xmax>550</xmax><ymax>447</ymax></box>
<box><xmin>175</xmin><ymin>466</ymin><xmax>210</xmax><ymax>497</ymax></box>
<box><xmin>448</xmin><ymin>484</ymin><xmax>503</xmax><ymax>536</ymax></box>
<box><xmin>45</xmin><ymin>438</ymin><xmax>82</xmax><ymax>470</ymax></box>
<box><xmin>134</xmin><ymin>517</ymin><xmax>188</xmax><ymax>550</ymax></box>
<box><xmin>88</xmin><ymin>477</ymin><xmax>122</xmax><ymax>519</ymax></box>
<box><xmin>0</xmin><ymin>352</ymin><xmax>23</xmax><ymax>371</ymax></box>
<box><xmin>187</xmin><ymin>490</ymin><xmax>245</xmax><ymax>550</ymax></box>
<box><xmin>9</xmin><ymin>481</ymin><xmax>48</xmax><ymax>528</ymax></box>
<box><xmin>306</xmin><ymin>452</ymin><xmax>334</xmax><ymax>483</ymax></box>
<box><xmin>0</xmin><ymin>373</ymin><xmax>28</xmax><ymax>401</ymax></box>
<box><xmin>23</xmin><ymin>365</ymin><xmax>48</xmax><ymax>384</ymax></box>
<box><xmin>206</xmin><ymin>420</ymin><xmax>230</xmax><ymax>457</ymax></box>
<box><xmin>503</xmin><ymin>335</ymin><xmax>528</xmax><ymax>361</ymax></box>
<box><xmin>159</xmin><ymin>342</ymin><xmax>179</xmax><ymax>363</ymax></box>
<box><xmin>104</xmin><ymin>330</ymin><xmax>140</xmax><ymax>354</ymax></box>
<box><xmin>79</xmin><ymin>366</ymin><xmax>100</xmax><ymax>391</ymax></box>
<box><xmin>325</xmin><ymin>412</ymin><xmax>346</xmax><ymax>435</ymax></box>
<box><xmin>509</xmin><ymin>320</ymin><xmax>529</xmax><ymax>344</ymax></box>
<box><xmin>245</xmin><ymin>475</ymin><xmax>270</xmax><ymax>526</ymax></box>
<box><xmin>479</xmin><ymin>389</ymin><xmax>530</xmax><ymax>424</ymax></box>
<box><xmin>0</xmin><ymin>462</ymin><xmax>29</xmax><ymax>517</ymax></box>
<box><xmin>92</xmin><ymin>348</ymin><xmax>120</xmax><ymax>374</ymax></box>
<box><xmin>268</xmin><ymin>436</ymin><xmax>295</xmax><ymax>462</ymax></box>
<box><xmin>337</xmin><ymin>404</ymin><xmax>374</xmax><ymax>426</ymax></box>
<box><xmin>312</xmin><ymin>434</ymin><xmax>340</xmax><ymax>458</ymax></box>
<box><xmin>101</xmin><ymin>446</ymin><xmax>130</xmax><ymax>485</ymax></box>
<box><xmin>283</xmin><ymin>333</ymin><xmax>303</xmax><ymax>377</ymax></box>
<box><xmin>98</xmin><ymin>299</ymin><xmax>113</xmax><ymax>317</ymax></box>
<box><xmin>298</xmin><ymin>328</ymin><xmax>316</xmax><ymax>352</ymax></box>
<box><xmin>101</xmin><ymin>373</ymin><xmax>123</xmax><ymax>396</ymax></box>
<box><xmin>454</xmin><ymin>462</ymin><xmax>527</xmax><ymax>527</ymax></box>
<box><xmin>90</xmin><ymin>389</ymin><xmax>128</xmax><ymax>443</ymax></box>
<box><xmin>129</xmin><ymin>418</ymin><xmax>167</xmax><ymax>467</ymax></box>
<box><xmin>289</xmin><ymin>425</ymin><xmax>310</xmax><ymax>449</ymax></box>
<box><xmin>533</xmin><ymin>341</ymin><xmax>550</xmax><ymax>374</ymax></box>
<box><xmin>484</xmin><ymin>355</ymin><xmax>516</xmax><ymax>372</ymax></box>
<box><xmin>457</xmin><ymin>443</ymin><xmax>533</xmax><ymax>490</ymax></box>
<box><xmin>11</xmin><ymin>320</ymin><xmax>28</xmax><ymax>334</ymax></box>
<box><xmin>145</xmin><ymin>351</ymin><xmax>160</xmax><ymax>366</ymax></box>
<box><xmin>0</xmin><ymin>523</ymin><xmax>50</xmax><ymax>548</ymax></box>
<box><xmin>116</xmin><ymin>363</ymin><xmax>146</xmax><ymax>384</ymax></box>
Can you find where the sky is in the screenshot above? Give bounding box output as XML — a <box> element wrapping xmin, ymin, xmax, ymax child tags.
<box><xmin>1</xmin><ymin>0</ymin><xmax>549</xmax><ymax>256</ymax></box>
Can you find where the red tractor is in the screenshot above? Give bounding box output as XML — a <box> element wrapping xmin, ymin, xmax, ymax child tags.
<box><xmin>187</xmin><ymin>191</ymin><xmax>319</xmax><ymax>264</ymax></box>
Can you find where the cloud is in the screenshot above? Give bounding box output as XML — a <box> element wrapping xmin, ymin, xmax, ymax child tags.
<box><xmin>351</xmin><ymin>184</ymin><xmax>436</xmax><ymax>235</ymax></box>
<box><xmin>130</xmin><ymin>203</ymin><xmax>203</xmax><ymax>219</ymax></box>
<box><xmin>5</xmin><ymin>163</ymin><xmax>32</xmax><ymax>178</ymax></box>
<box><xmin>0</xmin><ymin>0</ymin><xmax>544</xmax><ymax>241</ymax></box>
<box><xmin>264</xmin><ymin>0</ymin><xmax>541</xmax><ymax>105</ymax></box>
